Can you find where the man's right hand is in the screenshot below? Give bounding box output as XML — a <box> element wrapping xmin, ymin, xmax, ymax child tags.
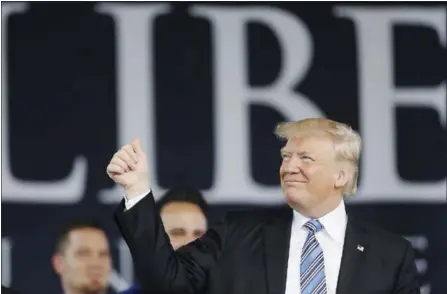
<box><xmin>106</xmin><ymin>138</ymin><xmax>150</xmax><ymax>199</ymax></box>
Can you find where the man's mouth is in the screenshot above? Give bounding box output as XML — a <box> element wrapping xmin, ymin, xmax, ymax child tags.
<box><xmin>88</xmin><ymin>272</ymin><xmax>103</xmax><ymax>279</ymax></box>
<box><xmin>284</xmin><ymin>180</ymin><xmax>307</xmax><ymax>185</ymax></box>
<box><xmin>284</xmin><ymin>177</ymin><xmax>306</xmax><ymax>182</ymax></box>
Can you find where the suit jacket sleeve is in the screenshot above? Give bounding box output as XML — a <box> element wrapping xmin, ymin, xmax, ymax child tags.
<box><xmin>393</xmin><ymin>240</ymin><xmax>421</xmax><ymax>294</ymax></box>
<box><xmin>114</xmin><ymin>191</ymin><xmax>228</xmax><ymax>294</ymax></box>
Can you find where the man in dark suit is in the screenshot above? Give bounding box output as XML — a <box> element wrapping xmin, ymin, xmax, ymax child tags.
<box><xmin>120</xmin><ymin>187</ymin><xmax>209</xmax><ymax>294</ymax></box>
<box><xmin>107</xmin><ymin>118</ymin><xmax>420</xmax><ymax>294</ymax></box>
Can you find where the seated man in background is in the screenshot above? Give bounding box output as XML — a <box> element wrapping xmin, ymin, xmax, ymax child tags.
<box><xmin>120</xmin><ymin>187</ymin><xmax>209</xmax><ymax>294</ymax></box>
<box><xmin>52</xmin><ymin>220</ymin><xmax>112</xmax><ymax>294</ymax></box>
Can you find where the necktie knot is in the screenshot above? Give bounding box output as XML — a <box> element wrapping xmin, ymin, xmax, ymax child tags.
<box><xmin>303</xmin><ymin>219</ymin><xmax>323</xmax><ymax>233</ymax></box>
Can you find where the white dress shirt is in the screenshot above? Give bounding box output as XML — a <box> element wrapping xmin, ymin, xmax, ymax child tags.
<box><xmin>124</xmin><ymin>191</ymin><xmax>148</xmax><ymax>210</ymax></box>
<box><xmin>285</xmin><ymin>200</ymin><xmax>347</xmax><ymax>294</ymax></box>
<box><xmin>124</xmin><ymin>192</ymin><xmax>347</xmax><ymax>294</ymax></box>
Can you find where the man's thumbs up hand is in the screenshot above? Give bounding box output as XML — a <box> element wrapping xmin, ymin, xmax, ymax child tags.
<box><xmin>106</xmin><ymin>138</ymin><xmax>150</xmax><ymax>199</ymax></box>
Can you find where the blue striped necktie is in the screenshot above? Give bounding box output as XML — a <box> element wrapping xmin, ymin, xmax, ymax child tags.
<box><xmin>300</xmin><ymin>219</ymin><xmax>327</xmax><ymax>294</ymax></box>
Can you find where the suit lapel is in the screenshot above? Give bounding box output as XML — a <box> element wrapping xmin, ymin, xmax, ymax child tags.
<box><xmin>336</xmin><ymin>216</ymin><xmax>369</xmax><ymax>294</ymax></box>
<box><xmin>263</xmin><ymin>207</ymin><xmax>293</xmax><ymax>294</ymax></box>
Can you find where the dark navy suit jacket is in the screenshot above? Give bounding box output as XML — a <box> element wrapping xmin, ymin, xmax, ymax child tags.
<box><xmin>120</xmin><ymin>283</ymin><xmax>143</xmax><ymax>294</ymax></box>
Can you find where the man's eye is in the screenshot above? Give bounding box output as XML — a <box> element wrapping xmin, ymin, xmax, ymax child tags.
<box><xmin>170</xmin><ymin>229</ymin><xmax>186</xmax><ymax>236</ymax></box>
<box><xmin>76</xmin><ymin>250</ymin><xmax>90</xmax><ymax>257</ymax></box>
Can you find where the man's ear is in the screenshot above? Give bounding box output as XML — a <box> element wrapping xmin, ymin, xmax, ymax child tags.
<box><xmin>51</xmin><ymin>253</ymin><xmax>64</xmax><ymax>275</ymax></box>
<box><xmin>334</xmin><ymin>168</ymin><xmax>349</xmax><ymax>189</ymax></box>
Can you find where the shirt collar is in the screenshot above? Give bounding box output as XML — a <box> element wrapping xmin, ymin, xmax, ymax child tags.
<box><xmin>292</xmin><ymin>200</ymin><xmax>347</xmax><ymax>243</ymax></box>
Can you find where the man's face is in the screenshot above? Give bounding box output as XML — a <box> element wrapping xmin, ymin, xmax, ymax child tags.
<box><xmin>160</xmin><ymin>202</ymin><xmax>207</xmax><ymax>250</ymax></box>
<box><xmin>54</xmin><ymin>228</ymin><xmax>111</xmax><ymax>294</ymax></box>
<box><xmin>280</xmin><ymin>135</ymin><xmax>341</xmax><ymax>211</ymax></box>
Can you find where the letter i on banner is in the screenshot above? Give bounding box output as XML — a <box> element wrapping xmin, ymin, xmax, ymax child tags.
<box><xmin>96</xmin><ymin>3</ymin><xmax>171</xmax><ymax>203</ymax></box>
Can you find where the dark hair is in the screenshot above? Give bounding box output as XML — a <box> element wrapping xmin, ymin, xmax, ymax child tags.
<box><xmin>55</xmin><ymin>219</ymin><xmax>106</xmax><ymax>253</ymax></box>
<box><xmin>156</xmin><ymin>187</ymin><xmax>209</xmax><ymax>217</ymax></box>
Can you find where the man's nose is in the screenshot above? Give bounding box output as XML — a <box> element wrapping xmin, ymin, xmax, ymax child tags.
<box><xmin>89</xmin><ymin>255</ymin><xmax>106</xmax><ymax>266</ymax></box>
<box><xmin>284</xmin><ymin>157</ymin><xmax>301</xmax><ymax>173</ymax></box>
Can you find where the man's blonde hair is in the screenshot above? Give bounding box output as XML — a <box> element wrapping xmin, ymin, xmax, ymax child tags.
<box><xmin>275</xmin><ymin>117</ymin><xmax>361</xmax><ymax>196</ymax></box>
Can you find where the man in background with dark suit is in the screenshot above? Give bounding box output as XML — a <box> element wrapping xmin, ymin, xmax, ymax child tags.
<box><xmin>107</xmin><ymin>117</ymin><xmax>420</xmax><ymax>294</ymax></box>
<box><xmin>155</xmin><ymin>187</ymin><xmax>209</xmax><ymax>251</ymax></box>
<box><xmin>51</xmin><ymin>220</ymin><xmax>112</xmax><ymax>294</ymax></box>
<box><xmin>120</xmin><ymin>187</ymin><xmax>209</xmax><ymax>294</ymax></box>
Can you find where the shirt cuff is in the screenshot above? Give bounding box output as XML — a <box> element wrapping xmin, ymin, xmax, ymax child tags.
<box><xmin>124</xmin><ymin>189</ymin><xmax>151</xmax><ymax>210</ymax></box>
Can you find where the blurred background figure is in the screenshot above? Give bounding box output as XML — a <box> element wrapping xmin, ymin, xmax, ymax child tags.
<box><xmin>51</xmin><ymin>220</ymin><xmax>112</xmax><ymax>294</ymax></box>
<box><xmin>120</xmin><ymin>187</ymin><xmax>208</xmax><ymax>294</ymax></box>
<box><xmin>157</xmin><ymin>187</ymin><xmax>209</xmax><ymax>250</ymax></box>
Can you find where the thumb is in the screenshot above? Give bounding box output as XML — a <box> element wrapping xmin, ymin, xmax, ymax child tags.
<box><xmin>131</xmin><ymin>137</ymin><xmax>144</xmax><ymax>155</ymax></box>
